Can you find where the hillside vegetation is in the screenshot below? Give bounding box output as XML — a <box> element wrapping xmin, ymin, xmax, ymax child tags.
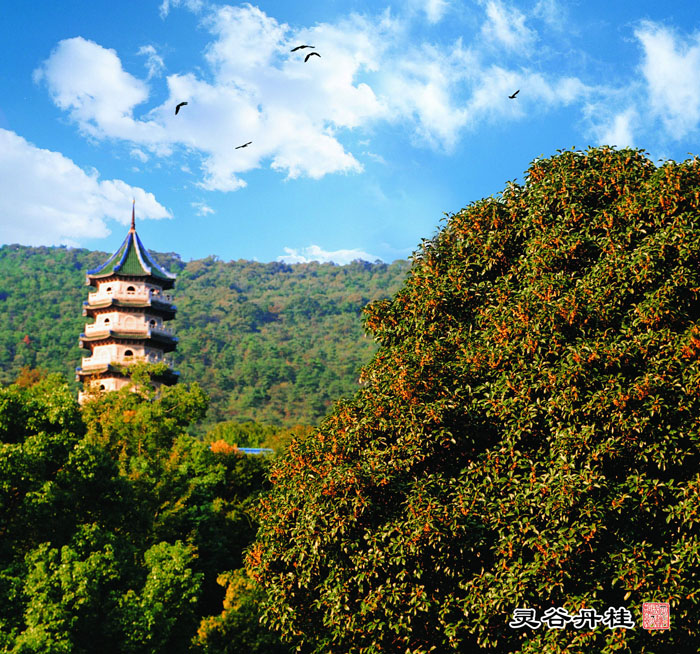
<box><xmin>0</xmin><ymin>247</ymin><xmax>409</xmax><ymax>427</ymax></box>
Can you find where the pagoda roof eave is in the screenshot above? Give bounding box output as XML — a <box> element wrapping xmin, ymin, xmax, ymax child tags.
<box><xmin>85</xmin><ymin>271</ymin><xmax>175</xmax><ymax>290</ymax></box>
<box><xmin>82</xmin><ymin>298</ymin><xmax>177</xmax><ymax>317</ymax></box>
<box><xmin>86</xmin><ymin>229</ymin><xmax>176</xmax><ymax>288</ymax></box>
<box><xmin>79</xmin><ymin>331</ymin><xmax>178</xmax><ymax>352</ymax></box>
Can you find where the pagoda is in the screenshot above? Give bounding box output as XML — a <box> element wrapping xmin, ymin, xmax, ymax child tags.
<box><xmin>77</xmin><ymin>204</ymin><xmax>179</xmax><ymax>401</ymax></box>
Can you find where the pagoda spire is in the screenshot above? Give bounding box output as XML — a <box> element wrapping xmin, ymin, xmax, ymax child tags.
<box><xmin>130</xmin><ymin>199</ymin><xmax>136</xmax><ymax>232</ymax></box>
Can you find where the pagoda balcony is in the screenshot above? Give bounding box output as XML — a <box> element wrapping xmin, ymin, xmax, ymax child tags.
<box><xmin>88</xmin><ymin>288</ymin><xmax>175</xmax><ymax>305</ymax></box>
<box><xmin>80</xmin><ymin>354</ymin><xmax>174</xmax><ymax>370</ymax></box>
<box><xmin>84</xmin><ymin>322</ymin><xmax>175</xmax><ymax>337</ymax></box>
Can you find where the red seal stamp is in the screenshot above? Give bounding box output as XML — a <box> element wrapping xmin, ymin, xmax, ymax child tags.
<box><xmin>642</xmin><ymin>602</ymin><xmax>670</xmax><ymax>630</ymax></box>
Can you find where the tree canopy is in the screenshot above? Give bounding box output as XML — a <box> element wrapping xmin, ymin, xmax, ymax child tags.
<box><xmin>0</xmin><ymin>371</ymin><xmax>292</xmax><ymax>653</ymax></box>
<box><xmin>248</xmin><ymin>147</ymin><xmax>700</xmax><ymax>652</ymax></box>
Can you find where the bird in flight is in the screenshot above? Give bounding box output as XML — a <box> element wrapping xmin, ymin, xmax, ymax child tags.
<box><xmin>508</xmin><ymin>90</ymin><xmax>520</xmax><ymax>99</ymax></box>
<box><xmin>175</xmin><ymin>102</ymin><xmax>188</xmax><ymax>114</ymax></box>
<box><xmin>291</xmin><ymin>45</ymin><xmax>314</xmax><ymax>52</ymax></box>
<box><xmin>305</xmin><ymin>52</ymin><xmax>321</xmax><ymax>62</ymax></box>
<box><xmin>235</xmin><ymin>141</ymin><xmax>252</xmax><ymax>149</ymax></box>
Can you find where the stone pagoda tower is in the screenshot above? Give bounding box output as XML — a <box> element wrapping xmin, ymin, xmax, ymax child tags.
<box><xmin>77</xmin><ymin>204</ymin><xmax>179</xmax><ymax>401</ymax></box>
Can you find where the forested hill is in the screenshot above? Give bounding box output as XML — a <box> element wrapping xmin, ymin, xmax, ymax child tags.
<box><xmin>0</xmin><ymin>244</ymin><xmax>410</xmax><ymax>427</ymax></box>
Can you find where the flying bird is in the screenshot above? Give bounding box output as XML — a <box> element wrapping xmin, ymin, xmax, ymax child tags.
<box><xmin>291</xmin><ymin>45</ymin><xmax>314</xmax><ymax>52</ymax></box>
<box><xmin>508</xmin><ymin>90</ymin><xmax>520</xmax><ymax>99</ymax></box>
<box><xmin>305</xmin><ymin>52</ymin><xmax>321</xmax><ymax>62</ymax></box>
<box><xmin>235</xmin><ymin>141</ymin><xmax>252</xmax><ymax>149</ymax></box>
<box><xmin>175</xmin><ymin>102</ymin><xmax>188</xmax><ymax>114</ymax></box>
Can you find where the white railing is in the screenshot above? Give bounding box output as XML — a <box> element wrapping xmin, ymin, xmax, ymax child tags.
<box><xmin>152</xmin><ymin>292</ymin><xmax>174</xmax><ymax>302</ymax></box>
<box><xmin>84</xmin><ymin>322</ymin><xmax>174</xmax><ymax>337</ymax></box>
<box><xmin>84</xmin><ymin>323</ymin><xmax>107</xmax><ymax>337</ymax></box>
<box><xmin>87</xmin><ymin>289</ymin><xmax>174</xmax><ymax>304</ymax></box>
<box><xmin>80</xmin><ymin>355</ymin><xmax>174</xmax><ymax>369</ymax></box>
<box><xmin>80</xmin><ymin>357</ymin><xmax>111</xmax><ymax>370</ymax></box>
<box><xmin>88</xmin><ymin>288</ymin><xmax>148</xmax><ymax>303</ymax></box>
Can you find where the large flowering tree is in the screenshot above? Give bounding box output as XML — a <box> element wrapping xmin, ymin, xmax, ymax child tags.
<box><xmin>249</xmin><ymin>147</ymin><xmax>700</xmax><ymax>653</ymax></box>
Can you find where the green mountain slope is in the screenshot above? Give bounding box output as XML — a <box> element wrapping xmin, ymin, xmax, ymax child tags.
<box><xmin>0</xmin><ymin>244</ymin><xmax>409</xmax><ymax>427</ymax></box>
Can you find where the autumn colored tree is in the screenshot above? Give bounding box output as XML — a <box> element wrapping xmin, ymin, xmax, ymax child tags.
<box><xmin>248</xmin><ymin>147</ymin><xmax>700</xmax><ymax>653</ymax></box>
<box><xmin>13</xmin><ymin>366</ymin><xmax>47</xmax><ymax>388</ymax></box>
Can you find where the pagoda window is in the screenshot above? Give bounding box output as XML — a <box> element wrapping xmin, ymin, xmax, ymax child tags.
<box><xmin>124</xmin><ymin>349</ymin><xmax>134</xmax><ymax>357</ymax></box>
<box><xmin>149</xmin><ymin>319</ymin><xmax>156</xmax><ymax>327</ymax></box>
<box><xmin>105</xmin><ymin>286</ymin><xmax>113</xmax><ymax>293</ymax></box>
<box><xmin>103</xmin><ymin>317</ymin><xmax>110</xmax><ymax>324</ymax></box>
<box><xmin>99</xmin><ymin>384</ymin><xmax>105</xmax><ymax>391</ymax></box>
<box><xmin>126</xmin><ymin>286</ymin><xmax>136</xmax><ymax>294</ymax></box>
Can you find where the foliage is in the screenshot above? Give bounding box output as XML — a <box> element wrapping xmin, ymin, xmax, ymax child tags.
<box><xmin>81</xmin><ymin>364</ymin><xmax>208</xmax><ymax>475</ymax></box>
<box><xmin>204</xmin><ymin>421</ymin><xmax>315</xmax><ymax>453</ymax></box>
<box><xmin>118</xmin><ymin>541</ymin><xmax>203</xmax><ymax>654</ymax></box>
<box><xmin>13</xmin><ymin>367</ymin><xmax>48</xmax><ymax>389</ymax></box>
<box><xmin>195</xmin><ymin>569</ymin><xmax>294</xmax><ymax>654</ymax></box>
<box><xmin>0</xmin><ymin>373</ymin><xmax>290</xmax><ymax>653</ymax></box>
<box><xmin>0</xmin><ymin>246</ymin><xmax>409</xmax><ymax>428</ymax></box>
<box><xmin>249</xmin><ymin>147</ymin><xmax>700</xmax><ymax>652</ymax></box>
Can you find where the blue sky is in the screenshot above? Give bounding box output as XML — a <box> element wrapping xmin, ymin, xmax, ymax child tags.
<box><xmin>2</xmin><ymin>1</ymin><xmax>700</xmax><ymax>264</ymax></box>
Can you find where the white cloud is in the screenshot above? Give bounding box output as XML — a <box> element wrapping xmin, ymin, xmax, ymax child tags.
<box><xmin>35</xmin><ymin>9</ymin><xmax>384</xmax><ymax>190</ymax></box>
<box><xmin>480</xmin><ymin>0</ymin><xmax>537</xmax><ymax>53</ymax></box>
<box><xmin>34</xmin><ymin>37</ymin><xmax>166</xmax><ymax>144</ymax></box>
<box><xmin>277</xmin><ymin>245</ymin><xmax>381</xmax><ymax>264</ymax></box>
<box><xmin>635</xmin><ymin>21</ymin><xmax>700</xmax><ymax>140</ymax></box>
<box><xmin>159</xmin><ymin>0</ymin><xmax>204</xmax><ymax>19</ymax></box>
<box><xmin>580</xmin><ymin>21</ymin><xmax>700</xmax><ymax>148</ymax></box>
<box><xmin>191</xmin><ymin>201</ymin><xmax>215</xmax><ymax>216</ymax></box>
<box><xmin>203</xmin><ymin>4</ymin><xmax>287</xmax><ymax>78</ymax></box>
<box><xmin>364</xmin><ymin>151</ymin><xmax>387</xmax><ymax>165</ymax></box>
<box><xmin>137</xmin><ymin>44</ymin><xmax>166</xmax><ymax>80</ymax></box>
<box><xmin>588</xmin><ymin>107</ymin><xmax>638</xmax><ymax>148</ymax></box>
<box><xmin>424</xmin><ymin>0</ymin><xmax>449</xmax><ymax>23</ymax></box>
<box><xmin>379</xmin><ymin>39</ymin><xmax>475</xmax><ymax>150</ymax></box>
<box><xmin>460</xmin><ymin>66</ymin><xmax>589</xmax><ymax>136</ymax></box>
<box><xmin>35</xmin><ymin>4</ymin><xmax>592</xmax><ymax>186</ymax></box>
<box><xmin>130</xmin><ymin>148</ymin><xmax>149</xmax><ymax>162</ymax></box>
<box><xmin>0</xmin><ymin>129</ymin><xmax>170</xmax><ymax>247</ymax></box>
<box><xmin>533</xmin><ymin>0</ymin><xmax>566</xmax><ymax>30</ymax></box>
<box><xmin>404</xmin><ymin>0</ymin><xmax>449</xmax><ymax>24</ymax></box>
